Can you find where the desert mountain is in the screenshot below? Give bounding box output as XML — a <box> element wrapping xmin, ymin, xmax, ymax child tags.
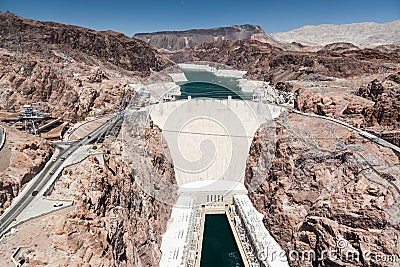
<box><xmin>272</xmin><ymin>20</ymin><xmax>400</xmax><ymax>47</ymax></box>
<box><xmin>134</xmin><ymin>24</ymin><xmax>280</xmax><ymax>50</ymax></box>
<box><xmin>0</xmin><ymin>12</ymin><xmax>172</xmax><ymax>120</ymax></box>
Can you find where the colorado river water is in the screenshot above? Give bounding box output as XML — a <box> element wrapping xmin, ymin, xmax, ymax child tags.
<box><xmin>200</xmin><ymin>214</ymin><xmax>244</xmax><ymax>267</ymax></box>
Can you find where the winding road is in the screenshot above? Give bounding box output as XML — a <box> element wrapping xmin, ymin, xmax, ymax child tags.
<box><xmin>0</xmin><ymin>114</ymin><xmax>122</xmax><ymax>238</ymax></box>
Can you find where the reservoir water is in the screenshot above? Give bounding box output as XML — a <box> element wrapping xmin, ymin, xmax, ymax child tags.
<box><xmin>178</xmin><ymin>69</ymin><xmax>252</xmax><ymax>100</ymax></box>
<box><xmin>200</xmin><ymin>214</ymin><xmax>244</xmax><ymax>267</ymax></box>
<box><xmin>180</xmin><ymin>82</ymin><xmax>251</xmax><ymax>100</ymax></box>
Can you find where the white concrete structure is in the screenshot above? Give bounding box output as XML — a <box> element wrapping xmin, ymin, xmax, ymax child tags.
<box><xmin>146</xmin><ymin>82</ymin><xmax>181</xmax><ymax>104</ymax></box>
<box><xmin>139</xmin><ymin>63</ymin><xmax>291</xmax><ymax>266</ymax></box>
<box><xmin>0</xmin><ymin>125</ymin><xmax>6</xmax><ymax>151</ymax></box>
<box><xmin>169</xmin><ymin>73</ymin><xmax>189</xmax><ymax>83</ymax></box>
<box><xmin>149</xmin><ymin>99</ymin><xmax>284</xmax><ymax>188</ymax></box>
<box><xmin>238</xmin><ymin>79</ymin><xmax>269</xmax><ymax>93</ymax></box>
<box><xmin>160</xmin><ymin>196</ymin><xmax>201</xmax><ymax>267</ymax></box>
<box><xmin>179</xmin><ymin>180</ymin><xmax>247</xmax><ymax>206</ymax></box>
<box><xmin>233</xmin><ymin>195</ymin><xmax>289</xmax><ymax>267</ymax></box>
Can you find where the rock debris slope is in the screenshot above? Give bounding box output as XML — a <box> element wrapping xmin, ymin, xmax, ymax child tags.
<box><xmin>0</xmin><ymin>126</ymin><xmax>53</xmax><ymax>215</ymax></box>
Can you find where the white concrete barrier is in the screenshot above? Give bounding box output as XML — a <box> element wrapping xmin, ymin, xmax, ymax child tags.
<box><xmin>0</xmin><ymin>125</ymin><xmax>6</xmax><ymax>151</ymax></box>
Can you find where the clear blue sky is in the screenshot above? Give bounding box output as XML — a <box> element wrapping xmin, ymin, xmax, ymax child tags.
<box><xmin>1</xmin><ymin>0</ymin><xmax>399</xmax><ymax>36</ymax></box>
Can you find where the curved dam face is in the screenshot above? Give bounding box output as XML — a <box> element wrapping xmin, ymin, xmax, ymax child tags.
<box><xmin>149</xmin><ymin>98</ymin><xmax>284</xmax><ymax>191</ymax></box>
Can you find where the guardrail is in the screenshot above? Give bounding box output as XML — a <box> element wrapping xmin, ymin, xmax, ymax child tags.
<box><xmin>11</xmin><ymin>246</ymin><xmax>29</xmax><ymax>267</ymax></box>
<box><xmin>63</xmin><ymin>115</ymin><xmax>109</xmax><ymax>141</ymax></box>
<box><xmin>0</xmin><ymin>125</ymin><xmax>6</xmax><ymax>151</ymax></box>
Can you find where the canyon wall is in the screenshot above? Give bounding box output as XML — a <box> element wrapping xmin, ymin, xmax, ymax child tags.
<box><xmin>245</xmin><ymin>112</ymin><xmax>400</xmax><ymax>266</ymax></box>
<box><xmin>167</xmin><ymin>39</ymin><xmax>400</xmax><ymax>83</ymax></box>
<box><xmin>134</xmin><ymin>24</ymin><xmax>279</xmax><ymax>51</ymax></box>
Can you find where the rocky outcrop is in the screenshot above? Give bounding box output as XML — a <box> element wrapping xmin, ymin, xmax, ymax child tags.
<box><xmin>356</xmin><ymin>77</ymin><xmax>400</xmax><ymax>130</ymax></box>
<box><xmin>0</xmin><ymin>126</ymin><xmax>54</xmax><ymax>215</ymax></box>
<box><xmin>0</xmin><ymin>49</ymin><xmax>138</xmax><ymax>120</ymax></box>
<box><xmin>294</xmin><ymin>87</ymin><xmax>375</xmax><ymax>127</ymax></box>
<box><xmin>134</xmin><ymin>24</ymin><xmax>280</xmax><ymax>51</ymax></box>
<box><xmin>295</xmin><ymin>75</ymin><xmax>400</xmax><ymax>146</ymax></box>
<box><xmin>319</xmin><ymin>42</ymin><xmax>359</xmax><ymax>53</ymax></box>
<box><xmin>246</xmin><ymin>113</ymin><xmax>400</xmax><ymax>266</ymax></box>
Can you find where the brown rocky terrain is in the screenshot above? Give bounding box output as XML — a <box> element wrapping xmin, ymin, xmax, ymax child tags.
<box><xmin>0</xmin><ymin>125</ymin><xmax>54</xmax><ymax>215</ymax></box>
<box><xmin>246</xmin><ymin>112</ymin><xmax>400</xmax><ymax>266</ymax></box>
<box><xmin>167</xmin><ymin>39</ymin><xmax>400</xmax><ymax>83</ymax></box>
<box><xmin>0</xmin><ymin>12</ymin><xmax>172</xmax><ymax>121</ymax></box>
<box><xmin>0</xmin><ymin>123</ymin><xmax>176</xmax><ymax>266</ymax></box>
<box><xmin>0</xmin><ymin>12</ymin><xmax>170</xmax><ymax>75</ymax></box>
<box><xmin>295</xmin><ymin>73</ymin><xmax>400</xmax><ymax>146</ymax></box>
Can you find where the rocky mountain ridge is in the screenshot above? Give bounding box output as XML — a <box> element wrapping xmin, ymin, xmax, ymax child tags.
<box><xmin>0</xmin><ymin>12</ymin><xmax>171</xmax><ymax>75</ymax></box>
<box><xmin>0</xmin><ymin>12</ymin><xmax>172</xmax><ymax>121</ymax></box>
<box><xmin>134</xmin><ymin>24</ymin><xmax>280</xmax><ymax>50</ymax></box>
<box><xmin>167</xmin><ymin>39</ymin><xmax>400</xmax><ymax>83</ymax></box>
<box><xmin>272</xmin><ymin>20</ymin><xmax>400</xmax><ymax>47</ymax></box>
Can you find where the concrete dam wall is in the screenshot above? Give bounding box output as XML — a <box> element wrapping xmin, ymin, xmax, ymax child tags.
<box><xmin>149</xmin><ymin>99</ymin><xmax>284</xmax><ymax>188</ymax></box>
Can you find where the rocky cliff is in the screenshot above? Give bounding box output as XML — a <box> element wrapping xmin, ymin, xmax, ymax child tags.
<box><xmin>246</xmin><ymin>112</ymin><xmax>400</xmax><ymax>266</ymax></box>
<box><xmin>272</xmin><ymin>20</ymin><xmax>400</xmax><ymax>47</ymax></box>
<box><xmin>0</xmin><ymin>12</ymin><xmax>171</xmax><ymax>74</ymax></box>
<box><xmin>134</xmin><ymin>24</ymin><xmax>280</xmax><ymax>51</ymax></box>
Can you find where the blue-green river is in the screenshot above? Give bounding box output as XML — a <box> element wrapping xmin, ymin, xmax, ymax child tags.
<box><xmin>200</xmin><ymin>214</ymin><xmax>244</xmax><ymax>267</ymax></box>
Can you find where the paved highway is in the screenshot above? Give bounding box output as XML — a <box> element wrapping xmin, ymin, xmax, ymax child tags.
<box><xmin>0</xmin><ymin>113</ymin><xmax>122</xmax><ymax>238</ymax></box>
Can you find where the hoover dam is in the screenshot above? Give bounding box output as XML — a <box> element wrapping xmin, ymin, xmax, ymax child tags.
<box><xmin>123</xmin><ymin>63</ymin><xmax>293</xmax><ymax>266</ymax></box>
